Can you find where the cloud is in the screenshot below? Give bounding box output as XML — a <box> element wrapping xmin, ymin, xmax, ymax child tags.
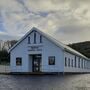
<box><xmin>0</xmin><ymin>31</ymin><xmax>21</xmax><ymax>40</ymax></box>
<box><xmin>53</xmin><ymin>25</ymin><xmax>90</xmax><ymax>44</ymax></box>
<box><xmin>0</xmin><ymin>0</ymin><xmax>90</xmax><ymax>44</ymax></box>
<box><xmin>55</xmin><ymin>25</ymin><xmax>89</xmax><ymax>34</ymax></box>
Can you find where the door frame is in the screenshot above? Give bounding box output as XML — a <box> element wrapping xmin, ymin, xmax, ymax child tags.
<box><xmin>32</xmin><ymin>54</ymin><xmax>42</xmax><ymax>72</ymax></box>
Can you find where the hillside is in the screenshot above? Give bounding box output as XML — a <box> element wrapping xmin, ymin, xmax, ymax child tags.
<box><xmin>68</xmin><ymin>41</ymin><xmax>90</xmax><ymax>58</ymax></box>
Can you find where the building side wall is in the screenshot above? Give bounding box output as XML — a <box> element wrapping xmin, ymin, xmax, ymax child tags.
<box><xmin>64</xmin><ymin>51</ymin><xmax>90</xmax><ymax>73</ymax></box>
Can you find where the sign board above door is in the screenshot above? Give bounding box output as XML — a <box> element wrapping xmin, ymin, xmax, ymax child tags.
<box><xmin>28</xmin><ymin>45</ymin><xmax>42</xmax><ymax>51</ymax></box>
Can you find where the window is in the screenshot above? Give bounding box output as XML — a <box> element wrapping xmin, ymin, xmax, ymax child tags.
<box><xmin>48</xmin><ymin>56</ymin><xmax>55</xmax><ymax>65</ymax></box>
<box><xmin>40</xmin><ymin>35</ymin><xmax>42</xmax><ymax>43</ymax></box>
<box><xmin>85</xmin><ymin>60</ymin><xmax>87</xmax><ymax>69</ymax></box>
<box><xmin>71</xmin><ymin>59</ymin><xmax>73</xmax><ymax>67</ymax></box>
<box><xmin>78</xmin><ymin>58</ymin><xmax>80</xmax><ymax>68</ymax></box>
<box><xmin>84</xmin><ymin>60</ymin><xmax>85</xmax><ymax>69</ymax></box>
<box><xmin>68</xmin><ymin>58</ymin><xmax>70</xmax><ymax>67</ymax></box>
<box><xmin>65</xmin><ymin>57</ymin><xmax>67</xmax><ymax>67</ymax></box>
<box><xmin>81</xmin><ymin>59</ymin><xmax>83</xmax><ymax>68</ymax></box>
<box><xmin>75</xmin><ymin>56</ymin><xmax>77</xmax><ymax>67</ymax></box>
<box><xmin>16</xmin><ymin>57</ymin><xmax>22</xmax><ymax>66</ymax></box>
<box><xmin>34</xmin><ymin>32</ymin><xmax>36</xmax><ymax>44</ymax></box>
<box><xmin>84</xmin><ymin>60</ymin><xmax>87</xmax><ymax>69</ymax></box>
<box><xmin>28</xmin><ymin>37</ymin><xmax>30</xmax><ymax>44</ymax></box>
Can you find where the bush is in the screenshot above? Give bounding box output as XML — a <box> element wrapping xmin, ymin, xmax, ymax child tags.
<box><xmin>0</xmin><ymin>50</ymin><xmax>10</xmax><ymax>65</ymax></box>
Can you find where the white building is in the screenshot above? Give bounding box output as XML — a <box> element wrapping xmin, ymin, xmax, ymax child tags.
<box><xmin>9</xmin><ymin>27</ymin><xmax>90</xmax><ymax>73</ymax></box>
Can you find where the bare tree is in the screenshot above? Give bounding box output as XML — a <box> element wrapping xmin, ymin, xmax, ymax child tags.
<box><xmin>0</xmin><ymin>40</ymin><xmax>18</xmax><ymax>51</ymax></box>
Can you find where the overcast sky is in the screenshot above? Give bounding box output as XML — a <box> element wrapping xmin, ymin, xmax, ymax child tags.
<box><xmin>0</xmin><ymin>0</ymin><xmax>90</xmax><ymax>44</ymax></box>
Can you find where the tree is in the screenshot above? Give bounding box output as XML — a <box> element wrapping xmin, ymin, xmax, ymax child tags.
<box><xmin>0</xmin><ymin>50</ymin><xmax>10</xmax><ymax>65</ymax></box>
<box><xmin>0</xmin><ymin>40</ymin><xmax>18</xmax><ymax>65</ymax></box>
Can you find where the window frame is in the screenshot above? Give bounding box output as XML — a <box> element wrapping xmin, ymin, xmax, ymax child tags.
<box><xmin>81</xmin><ymin>59</ymin><xmax>83</xmax><ymax>68</ymax></box>
<box><xmin>74</xmin><ymin>56</ymin><xmax>77</xmax><ymax>67</ymax></box>
<box><xmin>28</xmin><ymin>36</ymin><xmax>31</xmax><ymax>44</ymax></box>
<box><xmin>65</xmin><ymin>57</ymin><xmax>67</xmax><ymax>67</ymax></box>
<box><xmin>34</xmin><ymin>32</ymin><xmax>36</xmax><ymax>44</ymax></box>
<box><xmin>48</xmin><ymin>56</ymin><xmax>55</xmax><ymax>65</ymax></box>
<box><xmin>40</xmin><ymin>35</ymin><xmax>42</xmax><ymax>43</ymax></box>
<box><xmin>16</xmin><ymin>57</ymin><xmax>22</xmax><ymax>66</ymax></box>
<box><xmin>71</xmin><ymin>59</ymin><xmax>73</xmax><ymax>67</ymax></box>
<box><xmin>68</xmin><ymin>58</ymin><xmax>70</xmax><ymax>67</ymax></box>
<box><xmin>78</xmin><ymin>58</ymin><xmax>80</xmax><ymax>68</ymax></box>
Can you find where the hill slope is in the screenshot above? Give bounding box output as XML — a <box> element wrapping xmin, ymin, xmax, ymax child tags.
<box><xmin>68</xmin><ymin>41</ymin><xmax>90</xmax><ymax>58</ymax></box>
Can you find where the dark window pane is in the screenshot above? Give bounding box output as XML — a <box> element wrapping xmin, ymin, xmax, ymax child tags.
<box><xmin>68</xmin><ymin>58</ymin><xmax>70</xmax><ymax>67</ymax></box>
<box><xmin>81</xmin><ymin>59</ymin><xmax>83</xmax><ymax>68</ymax></box>
<box><xmin>72</xmin><ymin>59</ymin><xmax>73</xmax><ymax>67</ymax></box>
<box><xmin>48</xmin><ymin>56</ymin><xmax>55</xmax><ymax>65</ymax></box>
<box><xmin>40</xmin><ymin>35</ymin><xmax>42</xmax><ymax>43</ymax></box>
<box><xmin>84</xmin><ymin>60</ymin><xmax>85</xmax><ymax>69</ymax></box>
<box><xmin>75</xmin><ymin>56</ymin><xmax>77</xmax><ymax>67</ymax></box>
<box><xmin>65</xmin><ymin>57</ymin><xmax>67</xmax><ymax>67</ymax></box>
<box><xmin>28</xmin><ymin>37</ymin><xmax>30</xmax><ymax>44</ymax></box>
<box><xmin>16</xmin><ymin>57</ymin><xmax>22</xmax><ymax>66</ymax></box>
<box><xmin>78</xmin><ymin>58</ymin><xmax>80</xmax><ymax>68</ymax></box>
<box><xmin>34</xmin><ymin>32</ymin><xmax>36</xmax><ymax>44</ymax></box>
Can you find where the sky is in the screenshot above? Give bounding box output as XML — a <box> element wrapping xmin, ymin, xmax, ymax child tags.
<box><xmin>0</xmin><ymin>0</ymin><xmax>90</xmax><ymax>44</ymax></box>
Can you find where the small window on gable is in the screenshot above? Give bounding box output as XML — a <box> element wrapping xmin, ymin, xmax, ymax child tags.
<box><xmin>28</xmin><ymin>37</ymin><xmax>30</xmax><ymax>44</ymax></box>
<box><xmin>16</xmin><ymin>57</ymin><xmax>22</xmax><ymax>66</ymax></box>
<box><xmin>40</xmin><ymin>35</ymin><xmax>42</xmax><ymax>43</ymax></box>
<box><xmin>48</xmin><ymin>56</ymin><xmax>55</xmax><ymax>65</ymax></box>
<box><xmin>34</xmin><ymin>32</ymin><xmax>36</xmax><ymax>44</ymax></box>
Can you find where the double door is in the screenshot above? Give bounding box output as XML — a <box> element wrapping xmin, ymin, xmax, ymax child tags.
<box><xmin>32</xmin><ymin>54</ymin><xmax>41</xmax><ymax>72</ymax></box>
